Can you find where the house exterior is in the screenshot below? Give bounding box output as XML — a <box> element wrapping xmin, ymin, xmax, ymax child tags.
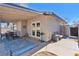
<box><xmin>0</xmin><ymin>3</ymin><xmax>68</xmax><ymax>42</ymax></box>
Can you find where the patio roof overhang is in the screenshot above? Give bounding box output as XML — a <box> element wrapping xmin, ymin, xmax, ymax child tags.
<box><xmin>0</xmin><ymin>4</ymin><xmax>42</xmax><ymax>22</ymax></box>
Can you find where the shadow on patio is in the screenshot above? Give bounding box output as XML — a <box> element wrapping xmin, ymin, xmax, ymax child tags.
<box><xmin>0</xmin><ymin>37</ymin><xmax>48</xmax><ymax>56</ymax></box>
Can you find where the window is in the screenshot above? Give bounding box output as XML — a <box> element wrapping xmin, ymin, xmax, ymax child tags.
<box><xmin>37</xmin><ymin>22</ymin><xmax>40</xmax><ymax>27</ymax></box>
<box><xmin>31</xmin><ymin>22</ymin><xmax>41</xmax><ymax>38</ymax></box>
<box><xmin>32</xmin><ymin>23</ymin><xmax>35</xmax><ymax>27</ymax></box>
<box><xmin>32</xmin><ymin>30</ymin><xmax>35</xmax><ymax>36</ymax></box>
<box><xmin>37</xmin><ymin>30</ymin><xmax>40</xmax><ymax>37</ymax></box>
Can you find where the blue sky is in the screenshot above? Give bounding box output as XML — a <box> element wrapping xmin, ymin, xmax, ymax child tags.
<box><xmin>26</xmin><ymin>3</ymin><xmax>79</xmax><ymax>25</ymax></box>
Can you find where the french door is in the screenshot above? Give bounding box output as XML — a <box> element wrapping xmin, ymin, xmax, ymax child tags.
<box><xmin>31</xmin><ymin>21</ymin><xmax>41</xmax><ymax>39</ymax></box>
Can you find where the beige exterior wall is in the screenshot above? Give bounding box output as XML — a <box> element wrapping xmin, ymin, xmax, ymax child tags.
<box><xmin>15</xmin><ymin>20</ymin><xmax>27</xmax><ymax>36</ymax></box>
<box><xmin>21</xmin><ymin>20</ymin><xmax>27</xmax><ymax>36</ymax></box>
<box><xmin>15</xmin><ymin>21</ymin><xmax>22</xmax><ymax>36</ymax></box>
<box><xmin>59</xmin><ymin>20</ymin><xmax>68</xmax><ymax>36</ymax></box>
<box><xmin>45</xmin><ymin>15</ymin><xmax>67</xmax><ymax>41</ymax></box>
<box><xmin>46</xmin><ymin>16</ymin><xmax>61</xmax><ymax>40</ymax></box>
<box><xmin>27</xmin><ymin>15</ymin><xmax>49</xmax><ymax>41</ymax></box>
<box><xmin>15</xmin><ymin>15</ymin><xmax>67</xmax><ymax>42</ymax></box>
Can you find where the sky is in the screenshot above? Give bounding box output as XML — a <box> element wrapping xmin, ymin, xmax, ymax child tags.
<box><xmin>25</xmin><ymin>3</ymin><xmax>79</xmax><ymax>25</ymax></box>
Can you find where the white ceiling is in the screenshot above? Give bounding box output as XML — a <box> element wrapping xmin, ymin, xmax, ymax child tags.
<box><xmin>0</xmin><ymin>6</ymin><xmax>40</xmax><ymax>22</ymax></box>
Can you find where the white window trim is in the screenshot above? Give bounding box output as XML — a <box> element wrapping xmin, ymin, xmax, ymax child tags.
<box><xmin>31</xmin><ymin>21</ymin><xmax>41</xmax><ymax>39</ymax></box>
<box><xmin>32</xmin><ymin>22</ymin><xmax>36</xmax><ymax>28</ymax></box>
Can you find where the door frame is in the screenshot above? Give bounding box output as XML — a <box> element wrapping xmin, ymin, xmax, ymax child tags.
<box><xmin>31</xmin><ymin>21</ymin><xmax>41</xmax><ymax>39</ymax></box>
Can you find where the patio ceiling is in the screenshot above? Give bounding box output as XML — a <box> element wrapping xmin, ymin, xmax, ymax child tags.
<box><xmin>0</xmin><ymin>6</ymin><xmax>41</xmax><ymax>22</ymax></box>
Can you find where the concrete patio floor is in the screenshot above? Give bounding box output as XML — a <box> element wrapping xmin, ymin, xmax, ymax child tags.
<box><xmin>0</xmin><ymin>37</ymin><xmax>43</xmax><ymax>56</ymax></box>
<box><xmin>32</xmin><ymin>38</ymin><xmax>79</xmax><ymax>56</ymax></box>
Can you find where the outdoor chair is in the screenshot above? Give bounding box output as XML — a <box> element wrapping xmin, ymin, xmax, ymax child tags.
<box><xmin>5</xmin><ymin>32</ymin><xmax>18</xmax><ymax>40</ymax></box>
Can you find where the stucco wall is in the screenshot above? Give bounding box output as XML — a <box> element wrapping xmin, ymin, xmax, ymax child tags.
<box><xmin>21</xmin><ymin>20</ymin><xmax>27</xmax><ymax>36</ymax></box>
<box><xmin>15</xmin><ymin>20</ymin><xmax>27</xmax><ymax>36</ymax></box>
<box><xmin>15</xmin><ymin>21</ymin><xmax>22</xmax><ymax>36</ymax></box>
<box><xmin>27</xmin><ymin>15</ymin><xmax>49</xmax><ymax>41</ymax></box>
<box><xmin>15</xmin><ymin>15</ymin><xmax>67</xmax><ymax>42</ymax></box>
<box><xmin>46</xmin><ymin>15</ymin><xmax>67</xmax><ymax>41</ymax></box>
<box><xmin>27</xmin><ymin>15</ymin><xmax>67</xmax><ymax>42</ymax></box>
<box><xmin>46</xmin><ymin>16</ymin><xmax>60</xmax><ymax>40</ymax></box>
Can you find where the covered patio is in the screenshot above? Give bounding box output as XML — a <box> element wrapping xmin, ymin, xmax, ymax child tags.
<box><xmin>0</xmin><ymin>4</ymin><xmax>47</xmax><ymax>56</ymax></box>
<box><xmin>0</xmin><ymin>4</ymin><xmax>41</xmax><ymax>38</ymax></box>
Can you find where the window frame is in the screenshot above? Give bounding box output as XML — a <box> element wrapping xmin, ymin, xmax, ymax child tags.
<box><xmin>37</xmin><ymin>22</ymin><xmax>40</xmax><ymax>27</ymax></box>
<box><xmin>31</xmin><ymin>21</ymin><xmax>41</xmax><ymax>38</ymax></box>
<box><xmin>32</xmin><ymin>30</ymin><xmax>35</xmax><ymax>36</ymax></box>
<box><xmin>32</xmin><ymin>22</ymin><xmax>35</xmax><ymax>27</ymax></box>
<box><xmin>36</xmin><ymin>30</ymin><xmax>40</xmax><ymax>37</ymax></box>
